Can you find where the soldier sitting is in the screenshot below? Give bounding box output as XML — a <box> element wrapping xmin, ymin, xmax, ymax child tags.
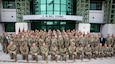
<box><xmin>107</xmin><ymin>44</ymin><xmax>114</xmax><ymax>57</ymax></box>
<box><xmin>68</xmin><ymin>42</ymin><xmax>76</xmax><ymax>62</ymax></box>
<box><xmin>40</xmin><ymin>42</ymin><xmax>49</xmax><ymax>63</ymax></box>
<box><xmin>30</xmin><ymin>43</ymin><xmax>39</xmax><ymax>62</ymax></box>
<box><xmin>84</xmin><ymin>44</ymin><xmax>92</xmax><ymax>60</ymax></box>
<box><xmin>98</xmin><ymin>43</ymin><xmax>104</xmax><ymax>58</ymax></box>
<box><xmin>7</xmin><ymin>41</ymin><xmax>17</xmax><ymax>62</ymax></box>
<box><xmin>60</xmin><ymin>44</ymin><xmax>67</xmax><ymax>61</ymax></box>
<box><xmin>92</xmin><ymin>44</ymin><xmax>99</xmax><ymax>59</ymax></box>
<box><xmin>76</xmin><ymin>44</ymin><xmax>84</xmax><ymax>60</ymax></box>
<box><xmin>50</xmin><ymin>43</ymin><xmax>58</xmax><ymax>62</ymax></box>
<box><xmin>20</xmin><ymin>41</ymin><xmax>29</xmax><ymax>62</ymax></box>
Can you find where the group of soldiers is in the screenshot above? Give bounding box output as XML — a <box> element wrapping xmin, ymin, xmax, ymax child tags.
<box><xmin>0</xmin><ymin>29</ymin><xmax>115</xmax><ymax>62</ymax></box>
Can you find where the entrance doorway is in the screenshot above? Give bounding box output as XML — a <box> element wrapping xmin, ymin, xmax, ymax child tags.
<box><xmin>31</xmin><ymin>21</ymin><xmax>75</xmax><ymax>31</ymax></box>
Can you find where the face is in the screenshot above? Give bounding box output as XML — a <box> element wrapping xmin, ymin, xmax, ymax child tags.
<box><xmin>43</xmin><ymin>42</ymin><xmax>46</xmax><ymax>46</ymax></box>
<box><xmin>32</xmin><ymin>43</ymin><xmax>36</xmax><ymax>47</ymax></box>
<box><xmin>10</xmin><ymin>41</ymin><xmax>13</xmax><ymax>45</ymax></box>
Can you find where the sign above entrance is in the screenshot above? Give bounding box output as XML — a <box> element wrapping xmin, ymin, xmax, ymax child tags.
<box><xmin>23</xmin><ymin>15</ymin><xmax>83</xmax><ymax>21</ymax></box>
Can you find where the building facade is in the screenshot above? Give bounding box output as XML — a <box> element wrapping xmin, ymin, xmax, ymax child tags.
<box><xmin>0</xmin><ymin>0</ymin><xmax>115</xmax><ymax>36</ymax></box>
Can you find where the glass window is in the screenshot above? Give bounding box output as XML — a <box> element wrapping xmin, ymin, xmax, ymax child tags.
<box><xmin>54</xmin><ymin>0</ymin><xmax>60</xmax><ymax>3</ymax></box>
<box><xmin>41</xmin><ymin>11</ymin><xmax>46</xmax><ymax>14</ymax></box>
<box><xmin>54</xmin><ymin>4</ymin><xmax>60</xmax><ymax>11</ymax></box>
<box><xmin>3</xmin><ymin>1</ymin><xmax>16</xmax><ymax>9</ymax></box>
<box><xmin>90</xmin><ymin>2</ymin><xmax>102</xmax><ymax>10</ymax></box>
<box><xmin>61</xmin><ymin>11</ymin><xmax>66</xmax><ymax>15</ymax></box>
<box><xmin>41</xmin><ymin>5</ymin><xmax>46</xmax><ymax>10</ymax></box>
<box><xmin>90</xmin><ymin>24</ymin><xmax>100</xmax><ymax>32</ymax></box>
<box><xmin>5</xmin><ymin>23</ymin><xmax>15</xmax><ymax>32</ymax></box>
<box><xmin>47</xmin><ymin>11</ymin><xmax>53</xmax><ymax>14</ymax></box>
<box><xmin>47</xmin><ymin>3</ymin><xmax>53</xmax><ymax>10</ymax></box>
<box><xmin>60</xmin><ymin>22</ymin><xmax>66</xmax><ymax>25</ymax></box>
<box><xmin>54</xmin><ymin>11</ymin><xmax>60</xmax><ymax>15</ymax></box>
<box><xmin>47</xmin><ymin>0</ymin><xmax>54</xmax><ymax>4</ymax></box>
<box><xmin>61</xmin><ymin>0</ymin><xmax>66</xmax><ymax>4</ymax></box>
<box><xmin>61</xmin><ymin>5</ymin><xmax>66</xmax><ymax>11</ymax></box>
<box><xmin>47</xmin><ymin>21</ymin><xmax>53</xmax><ymax>25</ymax></box>
<box><xmin>41</xmin><ymin>0</ymin><xmax>46</xmax><ymax>4</ymax></box>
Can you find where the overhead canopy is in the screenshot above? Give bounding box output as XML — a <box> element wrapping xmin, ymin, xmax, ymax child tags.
<box><xmin>23</xmin><ymin>15</ymin><xmax>83</xmax><ymax>21</ymax></box>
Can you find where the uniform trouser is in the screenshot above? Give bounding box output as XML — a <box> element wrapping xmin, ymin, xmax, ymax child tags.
<box><xmin>51</xmin><ymin>54</ymin><xmax>57</xmax><ymax>61</ymax></box>
<box><xmin>3</xmin><ymin>44</ymin><xmax>8</xmax><ymax>53</ymax></box>
<box><xmin>60</xmin><ymin>54</ymin><xmax>66</xmax><ymax>61</ymax></box>
<box><xmin>77</xmin><ymin>53</ymin><xmax>84</xmax><ymax>60</ymax></box>
<box><xmin>69</xmin><ymin>53</ymin><xmax>76</xmax><ymax>60</ymax></box>
<box><xmin>98</xmin><ymin>52</ymin><xmax>104</xmax><ymax>58</ymax></box>
<box><xmin>85</xmin><ymin>53</ymin><xmax>92</xmax><ymax>59</ymax></box>
<box><xmin>92</xmin><ymin>53</ymin><xmax>98</xmax><ymax>59</ymax></box>
<box><xmin>106</xmin><ymin>52</ymin><xmax>113</xmax><ymax>57</ymax></box>
<box><xmin>22</xmin><ymin>54</ymin><xmax>28</xmax><ymax>62</ymax></box>
<box><xmin>9</xmin><ymin>53</ymin><xmax>17</xmax><ymax>62</ymax></box>
<box><xmin>42</xmin><ymin>53</ymin><xmax>48</xmax><ymax>61</ymax></box>
<box><xmin>32</xmin><ymin>55</ymin><xmax>38</xmax><ymax>62</ymax></box>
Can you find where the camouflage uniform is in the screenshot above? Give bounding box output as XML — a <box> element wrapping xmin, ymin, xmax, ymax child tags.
<box><xmin>40</xmin><ymin>44</ymin><xmax>49</xmax><ymax>62</ymax></box>
<box><xmin>50</xmin><ymin>45</ymin><xmax>58</xmax><ymax>61</ymax></box>
<box><xmin>30</xmin><ymin>45</ymin><xmax>39</xmax><ymax>62</ymax></box>
<box><xmin>84</xmin><ymin>45</ymin><xmax>92</xmax><ymax>60</ymax></box>
<box><xmin>68</xmin><ymin>44</ymin><xmax>76</xmax><ymax>60</ymax></box>
<box><xmin>60</xmin><ymin>47</ymin><xmax>67</xmax><ymax>61</ymax></box>
<box><xmin>76</xmin><ymin>45</ymin><xmax>84</xmax><ymax>60</ymax></box>
<box><xmin>20</xmin><ymin>43</ymin><xmax>29</xmax><ymax>62</ymax></box>
<box><xmin>7</xmin><ymin>42</ymin><xmax>17</xmax><ymax>62</ymax></box>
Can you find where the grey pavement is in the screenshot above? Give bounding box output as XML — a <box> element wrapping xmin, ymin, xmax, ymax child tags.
<box><xmin>0</xmin><ymin>44</ymin><xmax>115</xmax><ymax>64</ymax></box>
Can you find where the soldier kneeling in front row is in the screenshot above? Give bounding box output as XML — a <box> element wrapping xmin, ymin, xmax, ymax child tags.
<box><xmin>7</xmin><ymin>41</ymin><xmax>17</xmax><ymax>62</ymax></box>
<box><xmin>20</xmin><ymin>41</ymin><xmax>29</xmax><ymax>62</ymax></box>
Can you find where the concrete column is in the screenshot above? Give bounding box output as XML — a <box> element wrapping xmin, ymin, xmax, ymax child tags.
<box><xmin>0</xmin><ymin>0</ymin><xmax>2</xmax><ymax>21</ymax></box>
<box><xmin>0</xmin><ymin>23</ymin><xmax>5</xmax><ymax>33</ymax></box>
<box><xmin>15</xmin><ymin>22</ymin><xmax>31</xmax><ymax>34</ymax></box>
<box><xmin>101</xmin><ymin>24</ymin><xmax>115</xmax><ymax>37</ymax></box>
<box><xmin>77</xmin><ymin>23</ymin><xmax>90</xmax><ymax>34</ymax></box>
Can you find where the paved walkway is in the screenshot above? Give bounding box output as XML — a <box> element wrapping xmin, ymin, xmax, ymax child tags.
<box><xmin>0</xmin><ymin>44</ymin><xmax>115</xmax><ymax>64</ymax></box>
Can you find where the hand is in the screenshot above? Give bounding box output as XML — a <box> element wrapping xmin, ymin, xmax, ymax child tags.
<box><xmin>73</xmin><ymin>52</ymin><xmax>76</xmax><ymax>55</ymax></box>
<box><xmin>35</xmin><ymin>53</ymin><xmax>37</xmax><ymax>55</ymax></box>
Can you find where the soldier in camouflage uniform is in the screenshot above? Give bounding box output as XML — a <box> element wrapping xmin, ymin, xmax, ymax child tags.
<box><xmin>68</xmin><ymin>42</ymin><xmax>76</xmax><ymax>61</ymax></box>
<box><xmin>84</xmin><ymin>44</ymin><xmax>92</xmax><ymax>60</ymax></box>
<box><xmin>113</xmin><ymin>44</ymin><xmax>115</xmax><ymax>55</ymax></box>
<box><xmin>50</xmin><ymin>43</ymin><xmax>58</xmax><ymax>62</ymax></box>
<box><xmin>30</xmin><ymin>43</ymin><xmax>39</xmax><ymax>62</ymax></box>
<box><xmin>76</xmin><ymin>44</ymin><xmax>84</xmax><ymax>60</ymax></box>
<box><xmin>106</xmin><ymin>34</ymin><xmax>113</xmax><ymax>45</ymax></box>
<box><xmin>7</xmin><ymin>41</ymin><xmax>17</xmax><ymax>62</ymax></box>
<box><xmin>107</xmin><ymin>44</ymin><xmax>114</xmax><ymax>57</ymax></box>
<box><xmin>58</xmin><ymin>34</ymin><xmax>64</xmax><ymax>49</ymax></box>
<box><xmin>63</xmin><ymin>33</ymin><xmax>70</xmax><ymax>48</ymax></box>
<box><xmin>60</xmin><ymin>44</ymin><xmax>67</xmax><ymax>61</ymax></box>
<box><xmin>103</xmin><ymin>44</ymin><xmax>108</xmax><ymax>57</ymax></box>
<box><xmin>51</xmin><ymin>35</ymin><xmax>57</xmax><ymax>46</ymax></box>
<box><xmin>92</xmin><ymin>44</ymin><xmax>99</xmax><ymax>59</ymax></box>
<box><xmin>98</xmin><ymin>43</ymin><xmax>104</xmax><ymax>58</ymax></box>
<box><xmin>20</xmin><ymin>41</ymin><xmax>29</xmax><ymax>62</ymax></box>
<box><xmin>40</xmin><ymin>42</ymin><xmax>49</xmax><ymax>63</ymax></box>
